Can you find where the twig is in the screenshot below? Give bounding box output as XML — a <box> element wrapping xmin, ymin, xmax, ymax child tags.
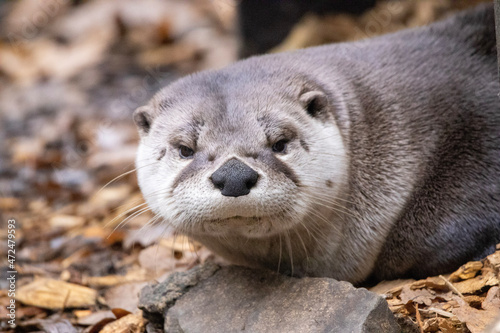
<box><xmin>439</xmin><ymin>274</ymin><xmax>464</xmax><ymax>298</ymax></box>
<box><xmin>415</xmin><ymin>304</ymin><xmax>424</xmax><ymax>333</ymax></box>
<box><xmin>419</xmin><ymin>307</ymin><xmax>454</xmax><ymax>318</ymax></box>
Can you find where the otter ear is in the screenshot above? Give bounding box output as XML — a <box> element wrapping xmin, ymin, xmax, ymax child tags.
<box><xmin>133</xmin><ymin>106</ymin><xmax>154</xmax><ymax>136</ymax></box>
<box><xmin>299</xmin><ymin>91</ymin><xmax>328</xmax><ymax>117</ymax></box>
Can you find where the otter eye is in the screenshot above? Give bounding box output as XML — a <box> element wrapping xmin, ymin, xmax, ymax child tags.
<box><xmin>179</xmin><ymin>145</ymin><xmax>194</xmax><ymax>159</ymax></box>
<box><xmin>272</xmin><ymin>140</ymin><xmax>288</xmax><ymax>154</ymax></box>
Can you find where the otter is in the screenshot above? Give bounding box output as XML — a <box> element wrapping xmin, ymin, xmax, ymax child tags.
<box><xmin>134</xmin><ymin>4</ymin><xmax>500</xmax><ymax>284</ymax></box>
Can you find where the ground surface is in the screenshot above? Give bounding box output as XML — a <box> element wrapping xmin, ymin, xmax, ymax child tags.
<box><xmin>0</xmin><ymin>0</ymin><xmax>497</xmax><ymax>332</ymax></box>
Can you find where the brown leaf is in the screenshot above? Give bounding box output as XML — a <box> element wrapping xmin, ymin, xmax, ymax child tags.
<box><xmin>100</xmin><ymin>313</ymin><xmax>146</xmax><ymax>333</ymax></box>
<box><xmin>49</xmin><ymin>214</ymin><xmax>86</xmax><ymax>229</ymax></box>
<box><xmin>111</xmin><ymin>308</ymin><xmax>132</xmax><ymax>319</ymax></box>
<box><xmin>84</xmin><ymin>269</ymin><xmax>148</xmax><ymax>288</ymax></box>
<box><xmin>87</xmin><ymin>317</ymin><xmax>116</xmax><ymax>333</ymax></box>
<box><xmin>485</xmin><ymin>251</ymin><xmax>500</xmax><ymax>271</ymax></box>
<box><xmin>20</xmin><ymin>317</ymin><xmax>78</xmax><ymax>333</ymax></box>
<box><xmin>104</xmin><ymin>282</ymin><xmax>148</xmax><ymax>313</ymax></box>
<box><xmin>0</xmin><ymin>197</ymin><xmax>21</xmax><ymax>211</ymax></box>
<box><xmin>422</xmin><ymin>316</ymin><xmax>464</xmax><ymax>333</ymax></box>
<box><xmin>449</xmin><ymin>261</ymin><xmax>483</xmax><ymax>282</ymax></box>
<box><xmin>463</xmin><ymin>295</ymin><xmax>485</xmax><ymax>309</ymax></box>
<box><xmin>482</xmin><ymin>286</ymin><xmax>500</xmax><ymax>311</ymax></box>
<box><xmin>76</xmin><ymin>310</ymin><xmax>115</xmax><ymax>326</ymax></box>
<box><xmin>400</xmin><ymin>285</ymin><xmax>439</xmax><ymax>306</ymax></box>
<box><xmin>16</xmin><ymin>278</ymin><xmax>97</xmax><ymax>309</ymax></box>
<box><xmin>452</xmin><ymin>287</ymin><xmax>500</xmax><ymax>333</ymax></box>
<box><xmin>411</xmin><ymin>276</ymin><xmax>449</xmax><ymax>292</ymax></box>
<box><xmin>453</xmin><ymin>270</ymin><xmax>499</xmax><ymax>294</ymax></box>
<box><xmin>369</xmin><ymin>278</ymin><xmax>415</xmax><ymax>296</ymax></box>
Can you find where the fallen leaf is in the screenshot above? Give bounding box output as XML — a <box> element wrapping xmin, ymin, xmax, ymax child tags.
<box><xmin>369</xmin><ymin>278</ymin><xmax>415</xmax><ymax>295</ymax></box>
<box><xmin>400</xmin><ymin>285</ymin><xmax>439</xmax><ymax>306</ymax></box>
<box><xmin>49</xmin><ymin>214</ymin><xmax>86</xmax><ymax>229</ymax></box>
<box><xmin>159</xmin><ymin>235</ymin><xmax>201</xmax><ymax>253</ymax></box>
<box><xmin>76</xmin><ymin>310</ymin><xmax>115</xmax><ymax>326</ymax></box>
<box><xmin>485</xmin><ymin>251</ymin><xmax>500</xmax><ymax>271</ymax></box>
<box><xmin>452</xmin><ymin>287</ymin><xmax>500</xmax><ymax>333</ymax></box>
<box><xmin>23</xmin><ymin>317</ymin><xmax>78</xmax><ymax>333</ymax></box>
<box><xmin>411</xmin><ymin>276</ymin><xmax>449</xmax><ymax>292</ymax></box>
<box><xmin>83</xmin><ymin>269</ymin><xmax>148</xmax><ymax>288</ymax></box>
<box><xmin>453</xmin><ymin>270</ymin><xmax>499</xmax><ymax>294</ymax></box>
<box><xmin>138</xmin><ymin>244</ymin><xmax>178</xmax><ymax>274</ymax></box>
<box><xmin>104</xmin><ymin>282</ymin><xmax>148</xmax><ymax>313</ymax></box>
<box><xmin>0</xmin><ymin>197</ymin><xmax>21</xmax><ymax>211</ymax></box>
<box><xmin>16</xmin><ymin>278</ymin><xmax>97</xmax><ymax>309</ymax></box>
<box><xmin>112</xmin><ymin>308</ymin><xmax>132</xmax><ymax>319</ymax></box>
<box><xmin>449</xmin><ymin>261</ymin><xmax>483</xmax><ymax>282</ymax></box>
<box><xmin>100</xmin><ymin>312</ymin><xmax>146</xmax><ymax>333</ymax></box>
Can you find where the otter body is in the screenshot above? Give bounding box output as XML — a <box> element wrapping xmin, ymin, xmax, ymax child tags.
<box><xmin>135</xmin><ymin>5</ymin><xmax>500</xmax><ymax>284</ymax></box>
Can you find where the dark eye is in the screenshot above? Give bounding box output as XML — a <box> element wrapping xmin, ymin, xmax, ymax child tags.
<box><xmin>272</xmin><ymin>140</ymin><xmax>288</xmax><ymax>153</ymax></box>
<box><xmin>179</xmin><ymin>145</ymin><xmax>194</xmax><ymax>159</ymax></box>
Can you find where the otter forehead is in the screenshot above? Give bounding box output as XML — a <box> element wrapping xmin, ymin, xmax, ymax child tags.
<box><xmin>149</xmin><ymin>71</ymin><xmax>307</xmax><ymax>154</ymax></box>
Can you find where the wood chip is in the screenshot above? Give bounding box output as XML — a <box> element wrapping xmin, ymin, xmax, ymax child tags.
<box><xmin>49</xmin><ymin>214</ymin><xmax>86</xmax><ymax>229</ymax></box>
<box><xmin>83</xmin><ymin>270</ymin><xmax>148</xmax><ymax>288</ymax></box>
<box><xmin>369</xmin><ymin>278</ymin><xmax>415</xmax><ymax>295</ymax></box>
<box><xmin>449</xmin><ymin>261</ymin><xmax>483</xmax><ymax>282</ymax></box>
<box><xmin>453</xmin><ymin>270</ymin><xmax>499</xmax><ymax>295</ymax></box>
<box><xmin>76</xmin><ymin>310</ymin><xmax>115</xmax><ymax>326</ymax></box>
<box><xmin>104</xmin><ymin>282</ymin><xmax>148</xmax><ymax>313</ymax></box>
<box><xmin>100</xmin><ymin>312</ymin><xmax>146</xmax><ymax>333</ymax></box>
<box><xmin>16</xmin><ymin>278</ymin><xmax>97</xmax><ymax>309</ymax></box>
<box><xmin>485</xmin><ymin>251</ymin><xmax>500</xmax><ymax>271</ymax></box>
<box><xmin>0</xmin><ymin>197</ymin><xmax>21</xmax><ymax>211</ymax></box>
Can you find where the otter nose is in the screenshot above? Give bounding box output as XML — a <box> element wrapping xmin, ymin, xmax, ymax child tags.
<box><xmin>211</xmin><ymin>158</ymin><xmax>259</xmax><ymax>197</ymax></box>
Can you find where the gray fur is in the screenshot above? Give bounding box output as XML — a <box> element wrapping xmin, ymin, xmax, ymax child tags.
<box><xmin>135</xmin><ymin>4</ymin><xmax>500</xmax><ymax>284</ymax></box>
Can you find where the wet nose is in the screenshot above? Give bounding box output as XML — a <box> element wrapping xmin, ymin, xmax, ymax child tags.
<box><xmin>210</xmin><ymin>158</ymin><xmax>259</xmax><ymax>197</ymax></box>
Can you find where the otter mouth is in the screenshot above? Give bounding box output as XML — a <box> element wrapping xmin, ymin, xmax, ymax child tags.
<box><xmin>207</xmin><ymin>215</ymin><xmax>263</xmax><ymax>223</ymax></box>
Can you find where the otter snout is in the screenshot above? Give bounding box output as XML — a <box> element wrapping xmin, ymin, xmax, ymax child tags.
<box><xmin>210</xmin><ymin>158</ymin><xmax>259</xmax><ymax>197</ymax></box>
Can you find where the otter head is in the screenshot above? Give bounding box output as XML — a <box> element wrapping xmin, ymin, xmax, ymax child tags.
<box><xmin>134</xmin><ymin>64</ymin><xmax>349</xmax><ymax>241</ymax></box>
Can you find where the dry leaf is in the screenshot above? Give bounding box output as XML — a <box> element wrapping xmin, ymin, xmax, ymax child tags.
<box><xmin>483</xmin><ymin>287</ymin><xmax>500</xmax><ymax>311</ymax></box>
<box><xmin>400</xmin><ymin>285</ymin><xmax>439</xmax><ymax>306</ymax></box>
<box><xmin>89</xmin><ymin>185</ymin><xmax>132</xmax><ymax>210</ymax></box>
<box><xmin>0</xmin><ymin>197</ymin><xmax>21</xmax><ymax>211</ymax></box>
<box><xmin>452</xmin><ymin>287</ymin><xmax>500</xmax><ymax>333</ymax></box>
<box><xmin>369</xmin><ymin>278</ymin><xmax>415</xmax><ymax>295</ymax></box>
<box><xmin>104</xmin><ymin>282</ymin><xmax>148</xmax><ymax>313</ymax></box>
<box><xmin>76</xmin><ymin>310</ymin><xmax>115</xmax><ymax>326</ymax></box>
<box><xmin>411</xmin><ymin>276</ymin><xmax>449</xmax><ymax>292</ymax></box>
<box><xmin>49</xmin><ymin>214</ymin><xmax>86</xmax><ymax>229</ymax></box>
<box><xmin>21</xmin><ymin>317</ymin><xmax>78</xmax><ymax>333</ymax></box>
<box><xmin>453</xmin><ymin>270</ymin><xmax>499</xmax><ymax>294</ymax></box>
<box><xmin>16</xmin><ymin>278</ymin><xmax>97</xmax><ymax>309</ymax></box>
<box><xmin>486</xmin><ymin>251</ymin><xmax>500</xmax><ymax>271</ymax></box>
<box><xmin>111</xmin><ymin>308</ymin><xmax>132</xmax><ymax>319</ymax></box>
<box><xmin>422</xmin><ymin>316</ymin><xmax>465</xmax><ymax>333</ymax></box>
<box><xmin>83</xmin><ymin>269</ymin><xmax>148</xmax><ymax>288</ymax></box>
<box><xmin>449</xmin><ymin>261</ymin><xmax>484</xmax><ymax>282</ymax></box>
<box><xmin>100</xmin><ymin>312</ymin><xmax>146</xmax><ymax>333</ymax></box>
<box><xmin>73</xmin><ymin>309</ymin><xmax>92</xmax><ymax>319</ymax></box>
<box><xmin>159</xmin><ymin>235</ymin><xmax>201</xmax><ymax>253</ymax></box>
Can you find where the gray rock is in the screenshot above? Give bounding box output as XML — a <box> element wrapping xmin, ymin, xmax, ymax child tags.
<box><xmin>139</xmin><ymin>262</ymin><xmax>221</xmax><ymax>330</ymax></box>
<box><xmin>139</xmin><ymin>263</ymin><xmax>400</xmax><ymax>333</ymax></box>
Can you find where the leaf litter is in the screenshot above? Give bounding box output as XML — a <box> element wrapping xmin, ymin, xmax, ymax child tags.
<box><xmin>0</xmin><ymin>0</ymin><xmax>497</xmax><ymax>332</ymax></box>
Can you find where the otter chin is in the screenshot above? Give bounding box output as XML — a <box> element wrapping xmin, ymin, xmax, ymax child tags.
<box><xmin>134</xmin><ymin>5</ymin><xmax>500</xmax><ymax>284</ymax></box>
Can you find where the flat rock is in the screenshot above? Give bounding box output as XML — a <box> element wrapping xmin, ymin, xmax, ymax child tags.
<box><xmin>139</xmin><ymin>263</ymin><xmax>399</xmax><ymax>333</ymax></box>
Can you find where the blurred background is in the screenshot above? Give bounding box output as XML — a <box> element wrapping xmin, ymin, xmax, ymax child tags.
<box><xmin>0</xmin><ymin>0</ymin><xmax>493</xmax><ymax>331</ymax></box>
